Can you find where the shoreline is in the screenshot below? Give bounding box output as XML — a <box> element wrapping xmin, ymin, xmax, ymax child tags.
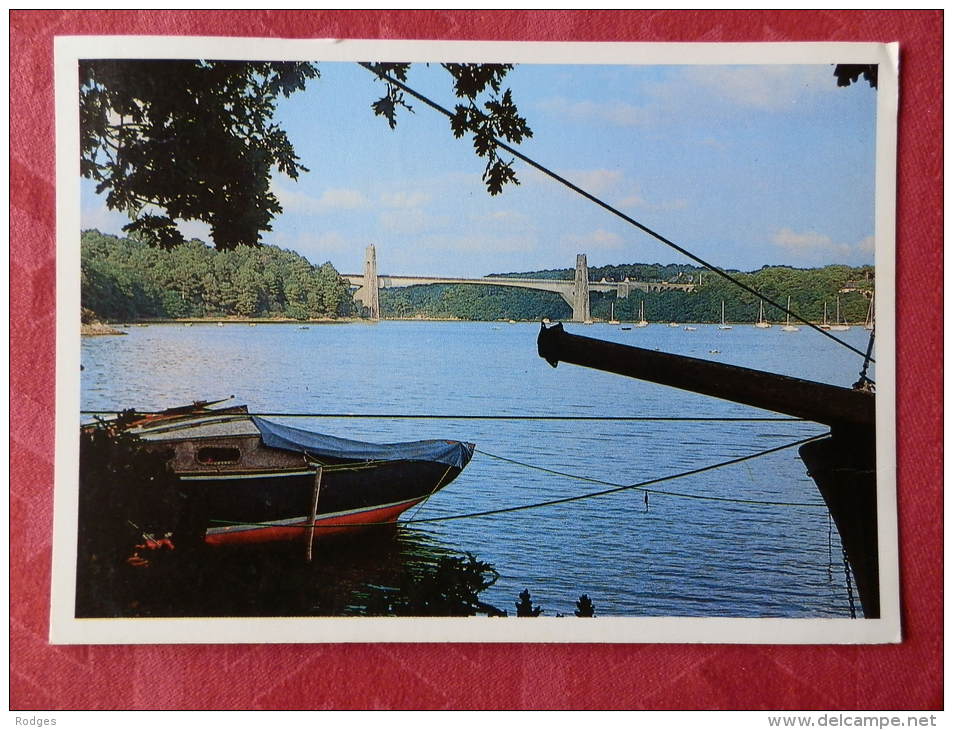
<box><xmin>84</xmin><ymin>316</ymin><xmax>862</xmax><ymax>331</ymax></box>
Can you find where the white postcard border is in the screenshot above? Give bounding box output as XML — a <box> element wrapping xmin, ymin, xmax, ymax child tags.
<box><xmin>50</xmin><ymin>36</ymin><xmax>900</xmax><ymax>645</ymax></box>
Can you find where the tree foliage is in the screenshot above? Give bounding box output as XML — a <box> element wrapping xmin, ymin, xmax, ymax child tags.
<box><xmin>81</xmin><ymin>60</ymin><xmax>319</xmax><ymax>250</ymax></box>
<box><xmin>81</xmin><ymin>229</ymin><xmax>353</xmax><ymax>321</ymax></box>
<box><xmin>81</xmin><ymin>60</ymin><xmax>531</xmax><ymax>251</ymax></box>
<box><xmin>366</xmin><ymin>62</ymin><xmax>533</xmax><ymax>195</ymax></box>
<box><xmin>833</xmin><ymin>63</ymin><xmax>878</xmax><ymax>89</ymax></box>
<box><xmin>381</xmin><ymin>262</ymin><xmax>874</xmax><ymax>324</ymax></box>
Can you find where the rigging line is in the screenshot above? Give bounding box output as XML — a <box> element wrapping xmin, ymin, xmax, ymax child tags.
<box><xmin>404</xmin><ymin>433</ymin><xmax>830</xmax><ymax>521</ymax></box>
<box><xmin>358</xmin><ymin>62</ymin><xmax>874</xmax><ymax>364</ymax></box>
<box><xmin>206</xmin><ymin>432</ymin><xmax>829</xmax><ymax>534</ymax></box>
<box><xmin>475</xmin><ymin>433</ymin><xmax>827</xmax><ymax>494</ymax></box>
<box><xmin>79</xmin><ymin>409</ymin><xmax>807</xmax><ymax>422</ymax></box>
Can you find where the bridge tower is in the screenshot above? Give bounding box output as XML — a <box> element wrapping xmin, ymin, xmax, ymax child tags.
<box><xmin>361</xmin><ymin>244</ymin><xmax>380</xmax><ymax>320</ymax></box>
<box><xmin>572</xmin><ymin>253</ymin><xmax>591</xmax><ymax>323</ymax></box>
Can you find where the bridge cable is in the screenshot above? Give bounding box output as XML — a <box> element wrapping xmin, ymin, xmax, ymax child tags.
<box><xmin>358</xmin><ymin>62</ymin><xmax>874</xmax><ymax>364</ymax></box>
<box><xmin>206</xmin><ymin>432</ymin><xmax>829</xmax><ymax>534</ymax></box>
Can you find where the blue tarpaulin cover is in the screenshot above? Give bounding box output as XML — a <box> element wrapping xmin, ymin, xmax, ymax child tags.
<box><xmin>252</xmin><ymin>417</ymin><xmax>475</xmax><ymax>469</ymax></box>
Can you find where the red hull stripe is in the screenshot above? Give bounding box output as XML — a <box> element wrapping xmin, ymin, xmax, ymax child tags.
<box><xmin>203</xmin><ymin>498</ymin><xmax>423</xmax><ymax>546</ymax></box>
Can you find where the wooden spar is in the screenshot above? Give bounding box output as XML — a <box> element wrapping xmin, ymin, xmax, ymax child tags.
<box><xmin>537</xmin><ymin>322</ymin><xmax>874</xmax><ymax>428</ymax></box>
<box><xmin>306</xmin><ymin>466</ymin><xmax>323</xmax><ymax>563</ymax></box>
<box><xmin>537</xmin><ymin>322</ymin><xmax>880</xmax><ymax>619</ymax></box>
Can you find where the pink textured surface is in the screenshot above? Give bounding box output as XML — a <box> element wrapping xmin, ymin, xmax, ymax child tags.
<box><xmin>10</xmin><ymin>10</ymin><xmax>942</xmax><ymax>710</ymax></box>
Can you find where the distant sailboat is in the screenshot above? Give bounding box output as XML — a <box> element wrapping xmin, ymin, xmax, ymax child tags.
<box><xmin>636</xmin><ymin>300</ymin><xmax>648</xmax><ymax>328</ymax></box>
<box><xmin>718</xmin><ymin>300</ymin><xmax>732</xmax><ymax>330</ymax></box>
<box><xmin>864</xmin><ymin>294</ymin><xmax>875</xmax><ymax>331</ymax></box>
<box><xmin>608</xmin><ymin>302</ymin><xmax>620</xmax><ymax>325</ymax></box>
<box><xmin>781</xmin><ymin>296</ymin><xmax>800</xmax><ymax>332</ymax></box>
<box><xmin>755</xmin><ymin>300</ymin><xmax>771</xmax><ymax>329</ymax></box>
<box><xmin>830</xmin><ymin>296</ymin><xmax>850</xmax><ymax>331</ymax></box>
<box><xmin>819</xmin><ymin>301</ymin><xmax>831</xmax><ymax>330</ymax></box>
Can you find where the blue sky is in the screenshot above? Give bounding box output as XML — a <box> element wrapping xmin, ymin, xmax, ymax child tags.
<box><xmin>81</xmin><ymin>61</ymin><xmax>878</xmax><ymax>277</ymax></box>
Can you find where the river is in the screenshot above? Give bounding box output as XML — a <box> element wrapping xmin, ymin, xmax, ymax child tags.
<box><xmin>80</xmin><ymin>319</ymin><xmax>877</xmax><ymax>618</ymax></box>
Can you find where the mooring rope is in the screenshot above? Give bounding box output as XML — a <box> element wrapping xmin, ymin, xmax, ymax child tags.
<box><xmin>359</xmin><ymin>62</ymin><xmax>874</xmax><ymax>364</ymax></box>
<box><xmin>80</xmin><ymin>409</ymin><xmax>807</xmax><ymax>422</ymax></box>
<box><xmin>206</xmin><ymin>432</ymin><xmax>829</xmax><ymax>534</ymax></box>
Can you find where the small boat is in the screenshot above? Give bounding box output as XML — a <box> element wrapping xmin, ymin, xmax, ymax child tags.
<box><xmin>819</xmin><ymin>302</ymin><xmax>831</xmax><ymax>330</ymax></box>
<box><xmin>830</xmin><ymin>296</ymin><xmax>850</xmax><ymax>331</ymax></box>
<box><xmin>620</xmin><ymin>326</ymin><xmax>632</xmax><ymax>331</ymax></box>
<box><xmin>90</xmin><ymin>401</ymin><xmax>475</xmax><ymax>546</ymax></box>
<box><xmin>668</xmin><ymin>322</ymin><xmax>680</xmax><ymax>328</ymax></box>
<box><xmin>608</xmin><ymin>303</ymin><xmax>621</xmax><ymax>326</ymax></box>
<box><xmin>781</xmin><ymin>296</ymin><xmax>800</xmax><ymax>332</ymax></box>
<box><xmin>755</xmin><ymin>300</ymin><xmax>771</xmax><ymax>329</ymax></box>
<box><xmin>717</xmin><ymin>301</ymin><xmax>732</xmax><ymax>330</ymax></box>
<box><xmin>217</xmin><ymin>322</ymin><xmax>224</xmax><ymax>327</ymax></box>
<box><xmin>684</xmin><ymin>326</ymin><xmax>697</xmax><ymax>331</ymax></box>
<box><xmin>635</xmin><ymin>301</ymin><xmax>648</xmax><ymax>328</ymax></box>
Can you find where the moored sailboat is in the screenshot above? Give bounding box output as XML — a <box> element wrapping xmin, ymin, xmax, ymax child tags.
<box><xmin>755</xmin><ymin>300</ymin><xmax>771</xmax><ymax>329</ymax></box>
<box><xmin>830</xmin><ymin>296</ymin><xmax>850</xmax><ymax>331</ymax></box>
<box><xmin>718</xmin><ymin>301</ymin><xmax>732</xmax><ymax>330</ymax></box>
<box><xmin>781</xmin><ymin>296</ymin><xmax>800</xmax><ymax>332</ymax></box>
<box><xmin>635</xmin><ymin>300</ymin><xmax>648</xmax><ymax>327</ymax></box>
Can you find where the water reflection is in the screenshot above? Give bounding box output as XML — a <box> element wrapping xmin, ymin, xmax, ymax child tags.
<box><xmin>77</xmin><ymin>526</ymin><xmax>503</xmax><ymax>618</ymax></box>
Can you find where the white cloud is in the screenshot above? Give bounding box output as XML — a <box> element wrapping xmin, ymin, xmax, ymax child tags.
<box><xmin>537</xmin><ymin>96</ymin><xmax>653</xmax><ymax>127</ymax></box>
<box><xmin>771</xmin><ymin>228</ymin><xmax>874</xmax><ymax>264</ymax></box>
<box><xmin>562</xmin><ymin>228</ymin><xmax>624</xmax><ymax>251</ymax></box>
<box><xmin>537</xmin><ymin>66</ymin><xmax>838</xmax><ymax>140</ymax></box>
<box><xmin>426</xmin><ymin>232</ymin><xmax>538</xmax><ymax>254</ymax></box>
<box><xmin>177</xmin><ymin>219</ymin><xmax>212</xmax><ymax>242</ymax></box>
<box><xmin>467</xmin><ymin>209</ymin><xmax>535</xmax><ymax>229</ymax></box>
<box><xmin>379</xmin><ymin>208</ymin><xmax>447</xmax><ymax>235</ymax></box>
<box><xmin>772</xmin><ymin>228</ymin><xmax>833</xmax><ymax>251</ymax></box>
<box><xmin>380</xmin><ymin>191</ymin><xmax>431</xmax><ymax>208</ymax></box>
<box><xmin>618</xmin><ymin>189</ymin><xmax>688</xmax><ymax>212</ymax></box>
<box><xmin>273</xmin><ymin>183</ymin><xmax>369</xmax><ymax>213</ymax></box>
<box><xmin>315</xmin><ymin>188</ymin><xmax>370</xmax><ymax>210</ymax></box>
<box><xmin>674</xmin><ymin>65</ymin><xmax>835</xmax><ymax>113</ymax></box>
<box><xmin>539</xmin><ymin>168</ymin><xmax>624</xmax><ymax>195</ymax></box>
<box><xmin>270</xmin><ymin>230</ymin><xmax>353</xmax><ymax>263</ymax></box>
<box><xmin>857</xmin><ymin>235</ymin><xmax>876</xmax><ymax>253</ymax></box>
<box><xmin>80</xmin><ymin>202</ymin><xmax>128</xmax><ymax>235</ymax></box>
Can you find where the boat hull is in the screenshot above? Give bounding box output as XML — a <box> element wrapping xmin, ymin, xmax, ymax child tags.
<box><xmin>204</xmin><ymin>496</ymin><xmax>425</xmax><ymax>545</ymax></box>
<box><xmin>178</xmin><ymin>459</ymin><xmax>463</xmax><ymax>545</ymax></box>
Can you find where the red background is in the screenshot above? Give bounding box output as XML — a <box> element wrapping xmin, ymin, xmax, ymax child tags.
<box><xmin>10</xmin><ymin>10</ymin><xmax>942</xmax><ymax>710</ymax></box>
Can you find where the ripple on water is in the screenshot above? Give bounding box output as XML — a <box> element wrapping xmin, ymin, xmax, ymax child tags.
<box><xmin>79</xmin><ymin>321</ymin><xmax>867</xmax><ymax>618</ymax></box>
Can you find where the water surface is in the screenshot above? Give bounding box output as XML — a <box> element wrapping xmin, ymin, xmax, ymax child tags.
<box><xmin>81</xmin><ymin>320</ymin><xmax>876</xmax><ymax>618</ymax></box>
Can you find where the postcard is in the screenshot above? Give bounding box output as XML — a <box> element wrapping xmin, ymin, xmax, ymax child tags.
<box><xmin>50</xmin><ymin>36</ymin><xmax>899</xmax><ymax>644</ymax></box>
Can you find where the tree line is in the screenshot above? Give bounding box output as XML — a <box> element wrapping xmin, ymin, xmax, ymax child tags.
<box><xmin>81</xmin><ymin>229</ymin><xmax>354</xmax><ymax>321</ymax></box>
<box><xmin>83</xmin><ymin>229</ymin><xmax>874</xmax><ymax>325</ymax></box>
<box><xmin>383</xmin><ymin>262</ymin><xmax>874</xmax><ymax>324</ymax></box>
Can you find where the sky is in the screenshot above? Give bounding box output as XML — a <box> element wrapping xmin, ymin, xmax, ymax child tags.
<box><xmin>81</xmin><ymin>60</ymin><xmax>879</xmax><ymax>278</ymax></box>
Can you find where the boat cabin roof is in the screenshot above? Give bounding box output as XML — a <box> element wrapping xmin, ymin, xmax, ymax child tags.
<box><xmin>130</xmin><ymin>414</ymin><xmax>260</xmax><ymax>442</ymax></box>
